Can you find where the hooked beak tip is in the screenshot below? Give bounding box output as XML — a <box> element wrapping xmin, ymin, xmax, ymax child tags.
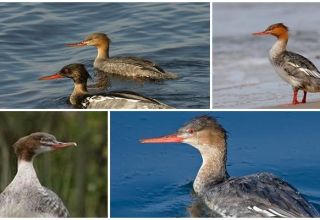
<box><xmin>53</xmin><ymin>142</ymin><xmax>77</xmax><ymax>149</ymax></box>
<box><xmin>140</xmin><ymin>139</ymin><xmax>148</xmax><ymax>144</ymax></box>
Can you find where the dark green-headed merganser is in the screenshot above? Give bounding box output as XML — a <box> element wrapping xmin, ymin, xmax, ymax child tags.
<box><xmin>39</xmin><ymin>64</ymin><xmax>174</xmax><ymax>109</ymax></box>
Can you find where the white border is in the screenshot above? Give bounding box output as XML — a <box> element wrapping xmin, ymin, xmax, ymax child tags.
<box><xmin>4</xmin><ymin>108</ymin><xmax>320</xmax><ymax>111</ymax></box>
<box><xmin>2</xmin><ymin>1</ymin><xmax>319</xmax><ymax>219</ymax></box>
<box><xmin>7</xmin><ymin>0</ymin><xmax>320</xmax><ymax>2</ymax></box>
<box><xmin>4</xmin><ymin>0</ymin><xmax>212</xmax><ymax>2</ymax></box>
<box><xmin>210</xmin><ymin>1</ymin><xmax>213</xmax><ymax>109</ymax></box>
<box><xmin>108</xmin><ymin>110</ymin><xmax>111</xmax><ymax>217</ymax></box>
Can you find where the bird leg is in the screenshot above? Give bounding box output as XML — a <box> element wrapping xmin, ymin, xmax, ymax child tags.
<box><xmin>292</xmin><ymin>89</ymin><xmax>300</xmax><ymax>105</ymax></box>
<box><xmin>302</xmin><ymin>91</ymin><xmax>307</xmax><ymax>103</ymax></box>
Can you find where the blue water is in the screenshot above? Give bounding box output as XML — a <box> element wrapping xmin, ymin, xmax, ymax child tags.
<box><xmin>0</xmin><ymin>3</ymin><xmax>210</xmax><ymax>109</ymax></box>
<box><xmin>111</xmin><ymin>112</ymin><xmax>320</xmax><ymax>217</ymax></box>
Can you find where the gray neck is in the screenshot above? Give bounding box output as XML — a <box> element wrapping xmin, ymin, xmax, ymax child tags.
<box><xmin>193</xmin><ymin>144</ymin><xmax>228</xmax><ymax>195</ymax></box>
<box><xmin>70</xmin><ymin>83</ymin><xmax>88</xmax><ymax>105</ymax></box>
<box><xmin>269</xmin><ymin>38</ymin><xmax>287</xmax><ymax>60</ymax></box>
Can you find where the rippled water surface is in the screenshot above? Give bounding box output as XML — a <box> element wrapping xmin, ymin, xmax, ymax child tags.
<box><xmin>213</xmin><ymin>3</ymin><xmax>320</xmax><ymax>108</ymax></box>
<box><xmin>111</xmin><ymin>112</ymin><xmax>320</xmax><ymax>217</ymax></box>
<box><xmin>0</xmin><ymin>3</ymin><xmax>210</xmax><ymax>109</ymax></box>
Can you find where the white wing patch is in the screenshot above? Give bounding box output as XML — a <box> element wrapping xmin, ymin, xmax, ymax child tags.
<box><xmin>80</xmin><ymin>94</ymin><xmax>172</xmax><ymax>109</ymax></box>
<box><xmin>248</xmin><ymin>206</ymin><xmax>287</xmax><ymax>217</ymax></box>
<box><xmin>82</xmin><ymin>95</ymin><xmax>140</xmax><ymax>108</ymax></box>
<box><xmin>287</xmin><ymin>62</ymin><xmax>320</xmax><ymax>78</ymax></box>
<box><xmin>287</xmin><ymin>62</ymin><xmax>300</xmax><ymax>68</ymax></box>
<box><xmin>87</xmin><ymin>95</ymin><xmax>139</xmax><ymax>103</ymax></box>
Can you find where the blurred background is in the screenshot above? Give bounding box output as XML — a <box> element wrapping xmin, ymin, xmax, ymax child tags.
<box><xmin>0</xmin><ymin>112</ymin><xmax>108</xmax><ymax>217</ymax></box>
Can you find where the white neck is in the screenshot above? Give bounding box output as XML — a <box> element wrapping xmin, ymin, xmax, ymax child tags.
<box><xmin>9</xmin><ymin>160</ymin><xmax>41</xmax><ymax>188</ymax></box>
<box><xmin>269</xmin><ymin>38</ymin><xmax>287</xmax><ymax>60</ymax></box>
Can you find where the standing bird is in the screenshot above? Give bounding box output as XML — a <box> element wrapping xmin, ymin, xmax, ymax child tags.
<box><xmin>0</xmin><ymin>132</ymin><xmax>76</xmax><ymax>217</ymax></box>
<box><xmin>66</xmin><ymin>33</ymin><xmax>178</xmax><ymax>80</ymax></box>
<box><xmin>141</xmin><ymin>116</ymin><xmax>319</xmax><ymax>217</ymax></box>
<box><xmin>253</xmin><ymin>23</ymin><xmax>320</xmax><ymax>105</ymax></box>
<box><xmin>39</xmin><ymin>64</ymin><xmax>173</xmax><ymax>109</ymax></box>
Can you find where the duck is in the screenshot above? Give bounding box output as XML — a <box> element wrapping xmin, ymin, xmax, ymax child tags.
<box><xmin>66</xmin><ymin>33</ymin><xmax>178</xmax><ymax>80</ymax></box>
<box><xmin>39</xmin><ymin>63</ymin><xmax>174</xmax><ymax>109</ymax></box>
<box><xmin>141</xmin><ymin>115</ymin><xmax>320</xmax><ymax>217</ymax></box>
<box><xmin>0</xmin><ymin>132</ymin><xmax>76</xmax><ymax>217</ymax></box>
<box><xmin>253</xmin><ymin>23</ymin><xmax>320</xmax><ymax>105</ymax></box>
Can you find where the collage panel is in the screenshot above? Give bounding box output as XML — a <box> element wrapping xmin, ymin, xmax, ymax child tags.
<box><xmin>0</xmin><ymin>2</ymin><xmax>210</xmax><ymax>109</ymax></box>
<box><xmin>0</xmin><ymin>111</ymin><xmax>108</xmax><ymax>217</ymax></box>
<box><xmin>3</xmin><ymin>0</ymin><xmax>320</xmax><ymax>218</ymax></box>
<box><xmin>213</xmin><ymin>3</ymin><xmax>320</xmax><ymax>109</ymax></box>
<box><xmin>110</xmin><ymin>111</ymin><xmax>320</xmax><ymax>217</ymax></box>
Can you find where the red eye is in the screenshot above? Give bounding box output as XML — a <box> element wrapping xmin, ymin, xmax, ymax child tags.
<box><xmin>187</xmin><ymin>129</ymin><xmax>194</xmax><ymax>134</ymax></box>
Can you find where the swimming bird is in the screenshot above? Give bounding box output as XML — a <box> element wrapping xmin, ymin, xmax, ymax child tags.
<box><xmin>0</xmin><ymin>132</ymin><xmax>76</xmax><ymax>217</ymax></box>
<box><xmin>39</xmin><ymin>63</ymin><xmax>174</xmax><ymax>109</ymax></box>
<box><xmin>66</xmin><ymin>33</ymin><xmax>178</xmax><ymax>80</ymax></box>
<box><xmin>141</xmin><ymin>115</ymin><xmax>319</xmax><ymax>217</ymax></box>
<box><xmin>253</xmin><ymin>23</ymin><xmax>320</xmax><ymax>105</ymax></box>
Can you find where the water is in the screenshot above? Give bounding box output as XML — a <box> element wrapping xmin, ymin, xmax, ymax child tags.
<box><xmin>111</xmin><ymin>111</ymin><xmax>320</xmax><ymax>217</ymax></box>
<box><xmin>213</xmin><ymin>3</ymin><xmax>320</xmax><ymax>108</ymax></box>
<box><xmin>0</xmin><ymin>3</ymin><xmax>210</xmax><ymax>109</ymax></box>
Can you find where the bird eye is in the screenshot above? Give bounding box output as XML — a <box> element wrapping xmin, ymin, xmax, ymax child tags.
<box><xmin>64</xmin><ymin>68</ymin><xmax>70</xmax><ymax>73</ymax></box>
<box><xmin>187</xmin><ymin>129</ymin><xmax>194</xmax><ymax>134</ymax></box>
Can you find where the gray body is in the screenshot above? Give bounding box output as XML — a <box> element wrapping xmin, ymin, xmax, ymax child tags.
<box><xmin>94</xmin><ymin>56</ymin><xmax>177</xmax><ymax>80</ymax></box>
<box><xmin>269</xmin><ymin>40</ymin><xmax>320</xmax><ymax>92</ymax></box>
<box><xmin>200</xmin><ymin>172</ymin><xmax>319</xmax><ymax>217</ymax></box>
<box><xmin>0</xmin><ymin>161</ymin><xmax>69</xmax><ymax>217</ymax></box>
<box><xmin>0</xmin><ymin>186</ymin><xmax>69</xmax><ymax>217</ymax></box>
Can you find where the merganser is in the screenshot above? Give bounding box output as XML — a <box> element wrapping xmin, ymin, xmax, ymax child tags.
<box><xmin>66</xmin><ymin>33</ymin><xmax>178</xmax><ymax>80</ymax></box>
<box><xmin>253</xmin><ymin>23</ymin><xmax>320</xmax><ymax>105</ymax></box>
<box><xmin>0</xmin><ymin>132</ymin><xmax>76</xmax><ymax>217</ymax></box>
<box><xmin>39</xmin><ymin>63</ymin><xmax>173</xmax><ymax>109</ymax></box>
<box><xmin>140</xmin><ymin>116</ymin><xmax>320</xmax><ymax>217</ymax></box>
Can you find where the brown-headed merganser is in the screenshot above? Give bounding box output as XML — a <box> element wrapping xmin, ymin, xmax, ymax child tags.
<box><xmin>0</xmin><ymin>132</ymin><xmax>76</xmax><ymax>217</ymax></box>
<box><xmin>140</xmin><ymin>116</ymin><xmax>320</xmax><ymax>217</ymax></box>
<box><xmin>66</xmin><ymin>33</ymin><xmax>178</xmax><ymax>80</ymax></box>
<box><xmin>39</xmin><ymin>63</ymin><xmax>173</xmax><ymax>109</ymax></box>
<box><xmin>253</xmin><ymin>23</ymin><xmax>320</xmax><ymax>105</ymax></box>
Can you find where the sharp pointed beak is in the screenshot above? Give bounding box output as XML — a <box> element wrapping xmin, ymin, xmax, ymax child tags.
<box><xmin>65</xmin><ymin>41</ymin><xmax>88</xmax><ymax>47</ymax></box>
<box><xmin>52</xmin><ymin>142</ymin><xmax>77</xmax><ymax>149</ymax></box>
<box><xmin>39</xmin><ymin>73</ymin><xmax>64</xmax><ymax>80</ymax></box>
<box><xmin>252</xmin><ymin>30</ymin><xmax>270</xmax><ymax>36</ymax></box>
<box><xmin>140</xmin><ymin>133</ymin><xmax>183</xmax><ymax>143</ymax></box>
